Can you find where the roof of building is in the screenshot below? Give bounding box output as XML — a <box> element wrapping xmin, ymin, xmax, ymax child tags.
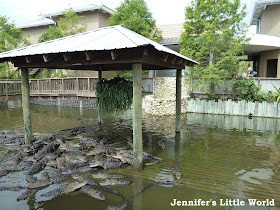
<box><xmin>17</xmin><ymin>4</ymin><xmax>113</xmax><ymax>29</ymax></box>
<box><xmin>246</xmin><ymin>33</ymin><xmax>280</xmax><ymax>54</ymax></box>
<box><xmin>17</xmin><ymin>18</ymin><xmax>55</xmax><ymax>29</ymax></box>
<box><xmin>43</xmin><ymin>4</ymin><xmax>114</xmax><ymax>19</ymax></box>
<box><xmin>160</xmin><ymin>37</ymin><xmax>180</xmax><ymax>46</ymax></box>
<box><xmin>251</xmin><ymin>0</ymin><xmax>280</xmax><ymax>25</ymax></box>
<box><xmin>0</xmin><ymin>25</ymin><xmax>197</xmax><ymax>70</ymax></box>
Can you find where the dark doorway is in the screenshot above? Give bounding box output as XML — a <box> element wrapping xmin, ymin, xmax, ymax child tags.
<box><xmin>266</xmin><ymin>59</ymin><xmax>278</xmax><ymax>78</ymax></box>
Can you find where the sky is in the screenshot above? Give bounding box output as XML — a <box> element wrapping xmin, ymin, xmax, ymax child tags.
<box><xmin>0</xmin><ymin>0</ymin><xmax>192</xmax><ymax>26</ymax></box>
<box><xmin>0</xmin><ymin>0</ymin><xmax>255</xmax><ymax>27</ymax></box>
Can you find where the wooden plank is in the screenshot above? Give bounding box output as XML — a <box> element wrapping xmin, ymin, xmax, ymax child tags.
<box><xmin>175</xmin><ymin>69</ymin><xmax>182</xmax><ymax>133</ymax></box>
<box><xmin>21</xmin><ymin>68</ymin><xmax>33</xmax><ymax>144</ymax></box>
<box><xmin>133</xmin><ymin>63</ymin><xmax>143</xmax><ymax>171</ymax></box>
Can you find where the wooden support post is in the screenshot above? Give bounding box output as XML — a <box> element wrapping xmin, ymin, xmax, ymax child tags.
<box><xmin>175</xmin><ymin>69</ymin><xmax>182</xmax><ymax>133</ymax></box>
<box><xmin>132</xmin><ymin>63</ymin><xmax>143</xmax><ymax>171</ymax></box>
<box><xmin>21</xmin><ymin>68</ymin><xmax>33</xmax><ymax>144</ymax></box>
<box><xmin>98</xmin><ymin>67</ymin><xmax>102</xmax><ymax>124</ymax></box>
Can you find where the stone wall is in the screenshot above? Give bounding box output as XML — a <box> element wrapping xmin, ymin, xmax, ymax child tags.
<box><xmin>145</xmin><ymin>77</ymin><xmax>190</xmax><ymax>115</ymax></box>
<box><xmin>30</xmin><ymin>98</ymin><xmax>97</xmax><ymax>108</ymax></box>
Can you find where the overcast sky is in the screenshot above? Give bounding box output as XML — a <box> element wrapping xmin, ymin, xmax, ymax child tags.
<box><xmin>0</xmin><ymin>0</ymin><xmax>254</xmax><ymax>29</ymax></box>
<box><xmin>0</xmin><ymin>0</ymin><xmax>192</xmax><ymax>26</ymax></box>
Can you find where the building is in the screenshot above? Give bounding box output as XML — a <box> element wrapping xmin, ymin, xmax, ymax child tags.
<box><xmin>17</xmin><ymin>4</ymin><xmax>114</xmax><ymax>45</ymax></box>
<box><xmin>247</xmin><ymin>0</ymin><xmax>280</xmax><ymax>78</ymax></box>
<box><xmin>17</xmin><ymin>4</ymin><xmax>114</xmax><ymax>77</ymax></box>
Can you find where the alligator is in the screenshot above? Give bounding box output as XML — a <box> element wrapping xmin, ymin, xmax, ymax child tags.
<box><xmin>49</xmin><ymin>172</ymin><xmax>71</xmax><ymax>184</ymax></box>
<box><xmin>172</xmin><ymin>160</ymin><xmax>181</xmax><ymax>180</ymax></box>
<box><xmin>0</xmin><ymin>169</ymin><xmax>9</xmax><ymax>178</ymax></box>
<box><xmin>143</xmin><ymin>160</ymin><xmax>161</xmax><ymax>166</ymax></box>
<box><xmin>99</xmin><ymin>179</ymin><xmax>132</xmax><ymax>186</ymax></box>
<box><xmin>72</xmin><ymin>174</ymin><xmax>125</xmax><ymax>199</ymax></box>
<box><xmin>33</xmin><ymin>142</ymin><xmax>59</xmax><ymax>161</ymax></box>
<box><xmin>41</xmin><ymin>181</ymin><xmax>86</xmax><ymax>197</ymax></box>
<box><xmin>25</xmin><ymin>175</ymin><xmax>38</xmax><ymax>183</ymax></box>
<box><xmin>61</xmin><ymin>163</ymin><xmax>90</xmax><ymax>175</ymax></box>
<box><xmin>86</xmin><ymin>145</ymin><xmax>106</xmax><ymax>156</ymax></box>
<box><xmin>80</xmin><ymin>184</ymin><xmax>105</xmax><ymax>200</ymax></box>
<box><xmin>106</xmin><ymin>183</ymin><xmax>153</xmax><ymax>210</ymax></box>
<box><xmin>80</xmin><ymin>139</ymin><xmax>98</xmax><ymax>147</ymax></box>
<box><xmin>92</xmin><ymin>172</ymin><xmax>127</xmax><ymax>179</ymax></box>
<box><xmin>57</xmin><ymin>139</ymin><xmax>80</xmax><ymax>151</ymax></box>
<box><xmin>157</xmin><ymin>140</ymin><xmax>166</xmax><ymax>149</ymax></box>
<box><xmin>62</xmin><ymin>151</ymin><xmax>87</xmax><ymax>164</ymax></box>
<box><xmin>17</xmin><ymin>189</ymin><xmax>37</xmax><ymax>201</ymax></box>
<box><xmin>0</xmin><ymin>186</ymin><xmax>26</xmax><ymax>191</ymax></box>
<box><xmin>154</xmin><ymin>181</ymin><xmax>184</xmax><ymax>186</ymax></box>
<box><xmin>26</xmin><ymin>158</ymin><xmax>48</xmax><ymax>175</ymax></box>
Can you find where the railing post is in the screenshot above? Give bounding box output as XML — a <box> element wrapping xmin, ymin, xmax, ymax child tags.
<box><xmin>88</xmin><ymin>77</ymin><xmax>90</xmax><ymax>94</ymax></box>
<box><xmin>49</xmin><ymin>79</ymin><xmax>52</xmax><ymax>94</ymax></box>
<box><xmin>21</xmin><ymin>68</ymin><xmax>33</xmax><ymax>144</ymax></box>
<box><xmin>37</xmin><ymin>79</ymin><xmax>40</xmax><ymax>93</ymax></box>
<box><xmin>5</xmin><ymin>82</ymin><xmax>8</xmax><ymax>101</ymax></box>
<box><xmin>75</xmin><ymin>78</ymin><xmax>79</xmax><ymax>94</ymax></box>
<box><xmin>62</xmin><ymin>78</ymin><xmax>65</xmax><ymax>94</ymax></box>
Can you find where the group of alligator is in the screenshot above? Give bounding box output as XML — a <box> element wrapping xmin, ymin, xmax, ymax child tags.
<box><xmin>0</xmin><ymin>126</ymin><xmax>182</xmax><ymax>209</ymax></box>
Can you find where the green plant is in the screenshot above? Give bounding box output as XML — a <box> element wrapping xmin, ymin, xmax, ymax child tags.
<box><xmin>109</xmin><ymin>0</ymin><xmax>162</xmax><ymax>42</ymax></box>
<box><xmin>96</xmin><ymin>77</ymin><xmax>133</xmax><ymax>112</ymax></box>
<box><xmin>272</xmin><ymin>83</ymin><xmax>280</xmax><ymax>103</ymax></box>
<box><xmin>52</xmin><ymin>70</ymin><xmax>66</xmax><ymax>78</ymax></box>
<box><xmin>180</xmin><ymin>0</ymin><xmax>249</xmax><ymax>97</ymax></box>
<box><xmin>233</xmin><ymin>79</ymin><xmax>260</xmax><ymax>101</ymax></box>
<box><xmin>42</xmin><ymin>69</ymin><xmax>52</xmax><ymax>78</ymax></box>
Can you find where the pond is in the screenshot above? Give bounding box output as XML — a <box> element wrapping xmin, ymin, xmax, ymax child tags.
<box><xmin>0</xmin><ymin>104</ymin><xmax>280</xmax><ymax>209</ymax></box>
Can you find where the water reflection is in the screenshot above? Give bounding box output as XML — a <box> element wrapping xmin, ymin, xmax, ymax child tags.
<box><xmin>0</xmin><ymin>106</ymin><xmax>280</xmax><ymax>209</ymax></box>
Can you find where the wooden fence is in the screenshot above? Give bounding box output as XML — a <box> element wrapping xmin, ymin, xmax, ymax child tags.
<box><xmin>0</xmin><ymin>80</ymin><xmax>22</xmax><ymax>101</ymax></box>
<box><xmin>29</xmin><ymin>77</ymin><xmax>98</xmax><ymax>97</ymax></box>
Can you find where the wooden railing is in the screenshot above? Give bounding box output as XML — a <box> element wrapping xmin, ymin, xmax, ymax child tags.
<box><xmin>0</xmin><ymin>80</ymin><xmax>22</xmax><ymax>101</ymax></box>
<box><xmin>29</xmin><ymin>77</ymin><xmax>98</xmax><ymax>97</ymax></box>
<box><xmin>1</xmin><ymin>77</ymin><xmax>153</xmax><ymax>100</ymax></box>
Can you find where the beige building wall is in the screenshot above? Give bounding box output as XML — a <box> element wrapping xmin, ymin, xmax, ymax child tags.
<box><xmin>260</xmin><ymin>5</ymin><xmax>280</xmax><ymax>35</ymax></box>
<box><xmin>259</xmin><ymin>49</ymin><xmax>280</xmax><ymax>78</ymax></box>
<box><xmin>21</xmin><ymin>25</ymin><xmax>52</xmax><ymax>44</ymax></box>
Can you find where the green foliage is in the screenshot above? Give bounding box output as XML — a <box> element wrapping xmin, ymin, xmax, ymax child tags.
<box><xmin>38</xmin><ymin>8</ymin><xmax>87</xmax><ymax>43</ymax></box>
<box><xmin>273</xmin><ymin>134</ymin><xmax>280</xmax><ymax>145</ymax></box>
<box><xmin>52</xmin><ymin>70</ymin><xmax>66</xmax><ymax>78</ymax></box>
<box><xmin>0</xmin><ymin>15</ymin><xmax>30</xmax><ymax>79</ymax></box>
<box><xmin>96</xmin><ymin>77</ymin><xmax>133</xmax><ymax>112</ymax></box>
<box><xmin>233</xmin><ymin>79</ymin><xmax>273</xmax><ymax>102</ymax></box>
<box><xmin>42</xmin><ymin>69</ymin><xmax>52</xmax><ymax>78</ymax></box>
<box><xmin>272</xmin><ymin>83</ymin><xmax>280</xmax><ymax>103</ymax></box>
<box><xmin>38</xmin><ymin>26</ymin><xmax>62</xmax><ymax>43</ymax></box>
<box><xmin>180</xmin><ymin>0</ymin><xmax>249</xmax><ymax>97</ymax></box>
<box><xmin>0</xmin><ymin>16</ymin><xmax>22</xmax><ymax>52</ymax></box>
<box><xmin>108</xmin><ymin>0</ymin><xmax>162</xmax><ymax>42</ymax></box>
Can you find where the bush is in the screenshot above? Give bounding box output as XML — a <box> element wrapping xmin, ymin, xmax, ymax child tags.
<box><xmin>232</xmin><ymin>79</ymin><xmax>274</xmax><ymax>102</ymax></box>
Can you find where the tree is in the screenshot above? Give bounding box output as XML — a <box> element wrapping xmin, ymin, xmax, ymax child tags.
<box><xmin>38</xmin><ymin>8</ymin><xmax>87</xmax><ymax>43</ymax></box>
<box><xmin>0</xmin><ymin>15</ymin><xmax>30</xmax><ymax>79</ymax></box>
<box><xmin>108</xmin><ymin>0</ymin><xmax>162</xmax><ymax>42</ymax></box>
<box><xmin>180</xmin><ymin>0</ymin><xmax>249</xmax><ymax>97</ymax></box>
<box><xmin>38</xmin><ymin>8</ymin><xmax>87</xmax><ymax>78</ymax></box>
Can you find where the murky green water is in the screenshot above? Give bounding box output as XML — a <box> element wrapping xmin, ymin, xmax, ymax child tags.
<box><xmin>0</xmin><ymin>104</ymin><xmax>280</xmax><ymax>209</ymax></box>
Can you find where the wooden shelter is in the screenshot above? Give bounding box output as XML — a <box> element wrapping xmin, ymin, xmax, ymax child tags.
<box><xmin>0</xmin><ymin>25</ymin><xmax>197</xmax><ymax>170</ymax></box>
